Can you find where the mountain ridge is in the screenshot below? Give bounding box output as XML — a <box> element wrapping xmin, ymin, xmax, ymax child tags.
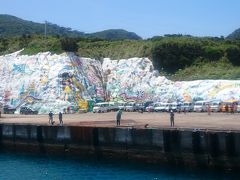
<box><xmin>0</xmin><ymin>14</ymin><xmax>142</xmax><ymax>40</ymax></box>
<box><xmin>227</xmin><ymin>28</ymin><xmax>240</xmax><ymax>40</ymax></box>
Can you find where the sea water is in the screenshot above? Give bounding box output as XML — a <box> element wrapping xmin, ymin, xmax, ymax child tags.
<box><xmin>0</xmin><ymin>152</ymin><xmax>238</xmax><ymax>180</ymax></box>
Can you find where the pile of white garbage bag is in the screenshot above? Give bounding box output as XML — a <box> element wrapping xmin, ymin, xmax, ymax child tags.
<box><xmin>0</xmin><ymin>50</ymin><xmax>240</xmax><ymax>113</ymax></box>
<box><xmin>0</xmin><ymin>50</ymin><xmax>104</xmax><ymax>113</ymax></box>
<box><xmin>102</xmin><ymin>57</ymin><xmax>240</xmax><ymax>103</ymax></box>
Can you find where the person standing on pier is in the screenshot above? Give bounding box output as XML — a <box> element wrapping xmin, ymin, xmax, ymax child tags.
<box><xmin>49</xmin><ymin>111</ymin><xmax>54</xmax><ymax>125</ymax></box>
<box><xmin>116</xmin><ymin>109</ymin><xmax>123</xmax><ymax>126</ymax></box>
<box><xmin>170</xmin><ymin>110</ymin><xmax>175</xmax><ymax>127</ymax></box>
<box><xmin>207</xmin><ymin>104</ymin><xmax>211</xmax><ymax>115</ymax></box>
<box><xmin>225</xmin><ymin>104</ymin><xmax>229</xmax><ymax>113</ymax></box>
<box><xmin>59</xmin><ymin>112</ymin><xmax>63</xmax><ymax>125</ymax></box>
<box><xmin>183</xmin><ymin>107</ymin><xmax>186</xmax><ymax>114</ymax></box>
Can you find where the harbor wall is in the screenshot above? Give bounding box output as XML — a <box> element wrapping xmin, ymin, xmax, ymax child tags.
<box><xmin>0</xmin><ymin>123</ymin><xmax>239</xmax><ymax>170</ymax></box>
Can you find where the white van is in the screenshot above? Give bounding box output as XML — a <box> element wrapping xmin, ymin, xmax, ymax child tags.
<box><xmin>209</xmin><ymin>101</ymin><xmax>222</xmax><ymax>112</ymax></box>
<box><xmin>154</xmin><ymin>102</ymin><xmax>170</xmax><ymax>112</ymax></box>
<box><xmin>181</xmin><ymin>102</ymin><xmax>194</xmax><ymax>112</ymax></box>
<box><xmin>125</xmin><ymin>102</ymin><xmax>137</xmax><ymax>112</ymax></box>
<box><xmin>108</xmin><ymin>102</ymin><xmax>119</xmax><ymax>111</ymax></box>
<box><xmin>117</xmin><ymin>101</ymin><xmax>127</xmax><ymax>110</ymax></box>
<box><xmin>93</xmin><ymin>102</ymin><xmax>109</xmax><ymax>113</ymax></box>
<box><xmin>168</xmin><ymin>102</ymin><xmax>179</xmax><ymax>112</ymax></box>
<box><xmin>237</xmin><ymin>103</ymin><xmax>240</xmax><ymax>113</ymax></box>
<box><xmin>193</xmin><ymin>101</ymin><xmax>208</xmax><ymax>112</ymax></box>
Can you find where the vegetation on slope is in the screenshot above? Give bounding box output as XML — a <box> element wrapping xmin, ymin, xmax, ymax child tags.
<box><xmin>0</xmin><ymin>14</ymin><xmax>85</xmax><ymax>38</ymax></box>
<box><xmin>0</xmin><ymin>14</ymin><xmax>141</xmax><ymax>40</ymax></box>
<box><xmin>77</xmin><ymin>39</ymin><xmax>151</xmax><ymax>59</ymax></box>
<box><xmin>1</xmin><ymin>20</ymin><xmax>240</xmax><ymax>80</ymax></box>
<box><xmin>89</xmin><ymin>29</ymin><xmax>141</xmax><ymax>40</ymax></box>
<box><xmin>227</xmin><ymin>28</ymin><xmax>240</xmax><ymax>40</ymax></box>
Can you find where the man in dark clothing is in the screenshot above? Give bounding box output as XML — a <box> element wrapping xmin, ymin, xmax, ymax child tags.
<box><xmin>59</xmin><ymin>112</ymin><xmax>63</xmax><ymax>125</ymax></box>
<box><xmin>170</xmin><ymin>110</ymin><xmax>175</xmax><ymax>127</ymax></box>
<box><xmin>49</xmin><ymin>111</ymin><xmax>54</xmax><ymax>125</ymax></box>
<box><xmin>225</xmin><ymin>104</ymin><xmax>229</xmax><ymax>113</ymax></box>
<box><xmin>116</xmin><ymin>109</ymin><xmax>122</xmax><ymax>126</ymax></box>
<box><xmin>183</xmin><ymin>108</ymin><xmax>186</xmax><ymax>114</ymax></box>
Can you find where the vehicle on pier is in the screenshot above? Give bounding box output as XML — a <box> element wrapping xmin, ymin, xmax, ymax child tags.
<box><xmin>146</xmin><ymin>103</ymin><xmax>155</xmax><ymax>112</ymax></box>
<box><xmin>3</xmin><ymin>105</ymin><xmax>16</xmax><ymax>114</ymax></box>
<box><xmin>154</xmin><ymin>102</ymin><xmax>170</xmax><ymax>112</ymax></box>
<box><xmin>93</xmin><ymin>102</ymin><xmax>109</xmax><ymax>113</ymax></box>
<box><xmin>117</xmin><ymin>101</ymin><xmax>127</xmax><ymax>110</ymax></box>
<box><xmin>180</xmin><ymin>102</ymin><xmax>194</xmax><ymax>112</ymax></box>
<box><xmin>209</xmin><ymin>101</ymin><xmax>222</xmax><ymax>112</ymax></box>
<box><xmin>108</xmin><ymin>102</ymin><xmax>119</xmax><ymax>111</ymax></box>
<box><xmin>20</xmin><ymin>106</ymin><xmax>38</xmax><ymax>115</ymax></box>
<box><xmin>193</xmin><ymin>101</ymin><xmax>208</xmax><ymax>112</ymax></box>
<box><xmin>125</xmin><ymin>102</ymin><xmax>137</xmax><ymax>112</ymax></box>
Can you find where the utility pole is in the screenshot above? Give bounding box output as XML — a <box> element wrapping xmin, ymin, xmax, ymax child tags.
<box><xmin>44</xmin><ymin>21</ymin><xmax>47</xmax><ymax>50</ymax></box>
<box><xmin>45</xmin><ymin>21</ymin><xmax>47</xmax><ymax>38</ymax></box>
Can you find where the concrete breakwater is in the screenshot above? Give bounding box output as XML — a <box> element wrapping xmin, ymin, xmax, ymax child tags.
<box><xmin>0</xmin><ymin>123</ymin><xmax>239</xmax><ymax>170</ymax></box>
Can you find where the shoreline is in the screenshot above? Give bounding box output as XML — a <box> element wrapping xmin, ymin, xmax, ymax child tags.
<box><xmin>0</xmin><ymin>113</ymin><xmax>240</xmax><ymax>171</ymax></box>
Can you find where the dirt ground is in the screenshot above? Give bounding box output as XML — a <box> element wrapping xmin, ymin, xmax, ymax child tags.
<box><xmin>0</xmin><ymin>111</ymin><xmax>240</xmax><ymax>131</ymax></box>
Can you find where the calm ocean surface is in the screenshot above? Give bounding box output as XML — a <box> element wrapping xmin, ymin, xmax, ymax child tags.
<box><xmin>0</xmin><ymin>152</ymin><xmax>238</xmax><ymax>180</ymax></box>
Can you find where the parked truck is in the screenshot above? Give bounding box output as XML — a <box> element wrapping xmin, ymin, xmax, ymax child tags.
<box><xmin>3</xmin><ymin>105</ymin><xmax>16</xmax><ymax>114</ymax></box>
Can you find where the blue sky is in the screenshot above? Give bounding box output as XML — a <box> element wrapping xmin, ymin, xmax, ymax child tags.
<box><xmin>1</xmin><ymin>0</ymin><xmax>239</xmax><ymax>38</ymax></box>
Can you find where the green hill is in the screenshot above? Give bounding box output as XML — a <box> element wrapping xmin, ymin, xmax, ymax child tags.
<box><xmin>227</xmin><ymin>28</ymin><xmax>240</xmax><ymax>40</ymax></box>
<box><xmin>89</xmin><ymin>29</ymin><xmax>141</xmax><ymax>40</ymax></box>
<box><xmin>1</xmin><ymin>14</ymin><xmax>240</xmax><ymax>81</ymax></box>
<box><xmin>0</xmin><ymin>14</ymin><xmax>142</xmax><ymax>40</ymax></box>
<box><xmin>0</xmin><ymin>14</ymin><xmax>85</xmax><ymax>38</ymax></box>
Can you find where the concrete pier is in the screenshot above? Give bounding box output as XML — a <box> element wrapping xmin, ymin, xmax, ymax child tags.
<box><xmin>0</xmin><ymin>123</ymin><xmax>240</xmax><ymax>171</ymax></box>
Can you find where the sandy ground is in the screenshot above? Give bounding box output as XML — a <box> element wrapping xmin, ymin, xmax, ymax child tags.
<box><xmin>0</xmin><ymin>111</ymin><xmax>240</xmax><ymax>131</ymax></box>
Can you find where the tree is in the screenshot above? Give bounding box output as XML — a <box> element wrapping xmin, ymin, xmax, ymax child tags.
<box><xmin>203</xmin><ymin>46</ymin><xmax>224</xmax><ymax>61</ymax></box>
<box><xmin>151</xmin><ymin>39</ymin><xmax>203</xmax><ymax>73</ymax></box>
<box><xmin>226</xmin><ymin>45</ymin><xmax>240</xmax><ymax>66</ymax></box>
<box><xmin>60</xmin><ymin>38</ymin><xmax>78</xmax><ymax>52</ymax></box>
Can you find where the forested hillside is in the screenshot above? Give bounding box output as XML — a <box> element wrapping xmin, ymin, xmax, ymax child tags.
<box><xmin>89</xmin><ymin>29</ymin><xmax>141</xmax><ymax>40</ymax></box>
<box><xmin>0</xmin><ymin>15</ymin><xmax>141</xmax><ymax>40</ymax></box>
<box><xmin>227</xmin><ymin>28</ymin><xmax>240</xmax><ymax>40</ymax></box>
<box><xmin>1</xmin><ymin>14</ymin><xmax>240</xmax><ymax>81</ymax></box>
